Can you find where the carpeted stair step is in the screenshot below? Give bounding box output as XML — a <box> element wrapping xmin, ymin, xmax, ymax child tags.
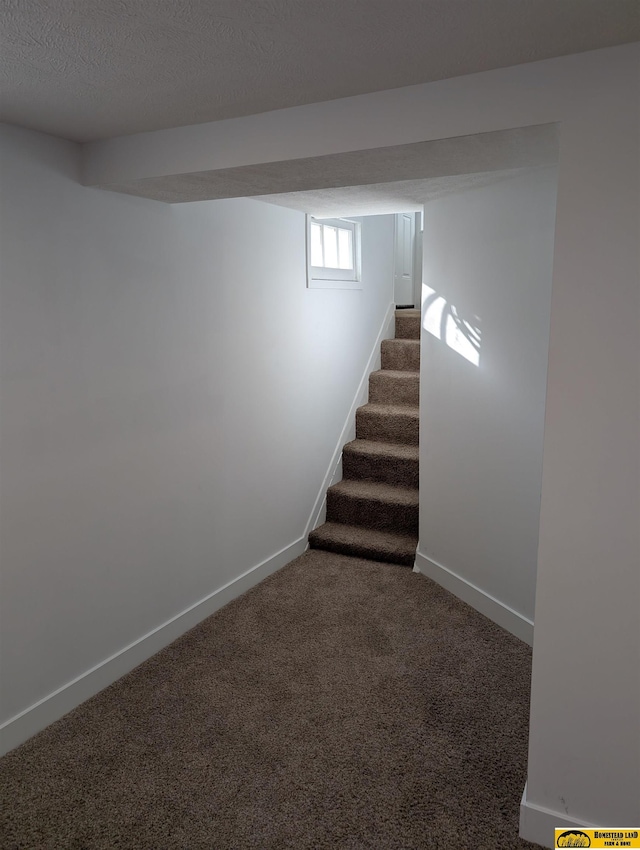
<box><xmin>381</xmin><ymin>338</ymin><xmax>421</xmax><ymax>371</ymax></box>
<box><xmin>369</xmin><ymin>369</ymin><xmax>419</xmax><ymax>406</ymax></box>
<box><xmin>342</xmin><ymin>439</ymin><xmax>419</xmax><ymax>488</ymax></box>
<box><xmin>356</xmin><ymin>403</ymin><xmax>419</xmax><ymax>445</ymax></box>
<box><xmin>395</xmin><ymin>309</ymin><xmax>421</xmax><ymax>340</ymax></box>
<box><xmin>308</xmin><ymin>522</ymin><xmax>417</xmax><ymax>566</ymax></box>
<box><xmin>326</xmin><ymin>479</ymin><xmax>418</xmax><ymax>535</ymax></box>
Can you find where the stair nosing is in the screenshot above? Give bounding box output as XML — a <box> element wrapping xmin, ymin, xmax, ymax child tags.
<box><xmin>370</xmin><ymin>369</ymin><xmax>420</xmax><ymax>379</ymax></box>
<box><xmin>358</xmin><ymin>402</ymin><xmax>419</xmax><ymax>416</ymax></box>
<box><xmin>343</xmin><ymin>439</ymin><xmax>419</xmax><ymax>459</ymax></box>
<box><xmin>310</xmin><ymin>521</ymin><xmax>418</xmax><ymax>545</ymax></box>
<box><xmin>383</xmin><ymin>337</ymin><xmax>420</xmax><ymax>345</ymax></box>
<box><xmin>328</xmin><ymin>478</ymin><xmax>419</xmax><ymax>504</ymax></box>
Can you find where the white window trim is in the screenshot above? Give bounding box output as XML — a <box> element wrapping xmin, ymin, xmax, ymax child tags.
<box><xmin>306</xmin><ymin>216</ymin><xmax>362</xmax><ymax>290</ymax></box>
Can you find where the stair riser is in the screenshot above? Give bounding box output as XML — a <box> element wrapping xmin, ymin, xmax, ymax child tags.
<box><xmin>395</xmin><ymin>316</ymin><xmax>421</xmax><ymax>340</ymax></box>
<box><xmin>342</xmin><ymin>450</ymin><xmax>419</xmax><ymax>489</ymax></box>
<box><xmin>356</xmin><ymin>409</ymin><xmax>419</xmax><ymax>445</ymax></box>
<box><xmin>308</xmin><ymin>533</ymin><xmax>415</xmax><ymax>566</ymax></box>
<box><xmin>369</xmin><ymin>373</ymin><xmax>419</xmax><ymax>406</ymax></box>
<box><xmin>381</xmin><ymin>339</ymin><xmax>421</xmax><ymax>371</ymax></box>
<box><xmin>326</xmin><ymin>492</ymin><xmax>418</xmax><ymax>535</ymax></box>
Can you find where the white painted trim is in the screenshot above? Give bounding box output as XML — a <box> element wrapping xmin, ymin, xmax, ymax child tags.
<box><xmin>519</xmin><ymin>782</ymin><xmax>598</xmax><ymax>849</ymax></box>
<box><xmin>413</xmin><ymin>550</ymin><xmax>534</xmax><ymax>645</ymax></box>
<box><xmin>305</xmin><ymin>300</ymin><xmax>396</xmax><ymax>535</ymax></box>
<box><xmin>413</xmin><ymin>210</ymin><xmax>424</xmax><ymax>309</ymax></box>
<box><xmin>0</xmin><ymin>536</ymin><xmax>307</xmax><ymax>756</ymax></box>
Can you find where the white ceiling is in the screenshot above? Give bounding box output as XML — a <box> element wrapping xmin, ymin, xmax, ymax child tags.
<box><xmin>253</xmin><ymin>169</ymin><xmax>537</xmax><ymax>218</ymax></box>
<box><xmin>1</xmin><ymin>0</ymin><xmax>638</xmax><ymax>143</ymax></box>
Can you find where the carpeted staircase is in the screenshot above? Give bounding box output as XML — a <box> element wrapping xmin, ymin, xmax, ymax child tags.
<box><xmin>309</xmin><ymin>309</ymin><xmax>420</xmax><ymax>567</ymax></box>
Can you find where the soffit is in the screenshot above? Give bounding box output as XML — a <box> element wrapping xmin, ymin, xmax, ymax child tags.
<box><xmin>95</xmin><ymin>124</ymin><xmax>559</xmax><ymax>204</ymax></box>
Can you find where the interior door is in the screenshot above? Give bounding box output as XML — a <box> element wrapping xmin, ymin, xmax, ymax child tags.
<box><xmin>393</xmin><ymin>212</ymin><xmax>416</xmax><ymax>307</ymax></box>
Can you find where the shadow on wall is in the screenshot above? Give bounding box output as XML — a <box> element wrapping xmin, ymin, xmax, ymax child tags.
<box><xmin>422</xmin><ymin>284</ymin><xmax>482</xmax><ymax>367</ymax></box>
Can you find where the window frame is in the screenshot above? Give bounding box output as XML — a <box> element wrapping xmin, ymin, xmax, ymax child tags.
<box><xmin>306</xmin><ymin>216</ymin><xmax>362</xmax><ymax>289</ymax></box>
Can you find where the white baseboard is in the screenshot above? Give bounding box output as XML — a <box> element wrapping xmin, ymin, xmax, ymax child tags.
<box><xmin>305</xmin><ymin>300</ymin><xmax>396</xmax><ymax>535</ymax></box>
<box><xmin>520</xmin><ymin>782</ymin><xmax>598</xmax><ymax>849</ymax></box>
<box><xmin>0</xmin><ymin>536</ymin><xmax>307</xmax><ymax>756</ymax></box>
<box><xmin>413</xmin><ymin>550</ymin><xmax>534</xmax><ymax>646</ymax></box>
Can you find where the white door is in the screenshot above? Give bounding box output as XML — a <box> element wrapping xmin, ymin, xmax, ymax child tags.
<box><xmin>393</xmin><ymin>213</ymin><xmax>416</xmax><ymax>306</ymax></box>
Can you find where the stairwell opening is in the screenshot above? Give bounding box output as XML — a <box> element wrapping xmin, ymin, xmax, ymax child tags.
<box><xmin>251</xmin><ymin>130</ymin><xmax>558</xmax><ymax>622</ymax></box>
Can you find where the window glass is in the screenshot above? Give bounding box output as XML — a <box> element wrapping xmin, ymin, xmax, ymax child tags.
<box><xmin>310</xmin><ymin>222</ymin><xmax>323</xmax><ymax>266</ymax></box>
<box><xmin>338</xmin><ymin>228</ymin><xmax>353</xmax><ymax>269</ymax></box>
<box><xmin>324</xmin><ymin>226</ymin><xmax>338</xmax><ymax>268</ymax></box>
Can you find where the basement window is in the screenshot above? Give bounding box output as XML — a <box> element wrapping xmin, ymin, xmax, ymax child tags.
<box><xmin>307</xmin><ymin>216</ymin><xmax>361</xmax><ymax>289</ymax></box>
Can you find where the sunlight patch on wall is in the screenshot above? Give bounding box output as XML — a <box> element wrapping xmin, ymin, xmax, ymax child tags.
<box><xmin>422</xmin><ymin>285</ymin><xmax>482</xmax><ymax>366</ymax></box>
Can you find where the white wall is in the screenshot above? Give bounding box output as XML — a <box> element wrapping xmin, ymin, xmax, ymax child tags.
<box><xmin>524</xmin><ymin>69</ymin><xmax>639</xmax><ymax>839</ymax></box>
<box><xmin>416</xmin><ymin>167</ymin><xmax>558</xmax><ymax>636</ymax></box>
<box><xmin>76</xmin><ymin>44</ymin><xmax>640</xmax><ymax>845</ymax></box>
<box><xmin>0</xmin><ymin>123</ymin><xmax>395</xmax><ymax>746</ymax></box>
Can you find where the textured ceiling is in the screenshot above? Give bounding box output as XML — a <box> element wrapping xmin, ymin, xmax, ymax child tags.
<box><xmin>1</xmin><ymin>0</ymin><xmax>638</xmax><ymax>142</ymax></box>
<box><xmin>96</xmin><ymin>124</ymin><xmax>559</xmax><ymax>203</ymax></box>
<box><xmin>252</xmin><ymin>169</ymin><xmax>536</xmax><ymax>218</ymax></box>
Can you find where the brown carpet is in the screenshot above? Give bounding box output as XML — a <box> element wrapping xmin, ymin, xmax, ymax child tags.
<box><xmin>381</xmin><ymin>337</ymin><xmax>421</xmax><ymax>371</ymax></box>
<box><xmin>1</xmin><ymin>550</ymin><xmax>541</xmax><ymax>849</ymax></box>
<box><xmin>309</xmin><ymin>309</ymin><xmax>420</xmax><ymax>566</ymax></box>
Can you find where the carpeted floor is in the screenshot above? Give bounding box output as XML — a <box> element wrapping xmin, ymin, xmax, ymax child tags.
<box><xmin>1</xmin><ymin>550</ymin><xmax>541</xmax><ymax>849</ymax></box>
